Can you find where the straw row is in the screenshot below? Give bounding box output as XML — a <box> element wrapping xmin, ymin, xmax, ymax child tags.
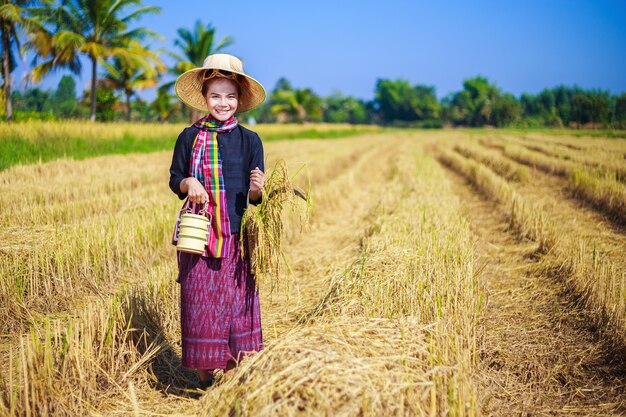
<box><xmin>435</xmin><ymin>143</ymin><xmax>626</xmax><ymax>346</ymax></box>
<box><xmin>503</xmin><ymin>134</ymin><xmax>626</xmax><ymax>182</ymax></box>
<box><xmin>452</xmin><ymin>142</ymin><xmax>530</xmax><ymax>183</ymax></box>
<box><xmin>475</xmin><ymin>137</ymin><xmax>626</xmax><ymax>228</ymax></box>
<box><xmin>436</xmin><ymin>146</ymin><xmax>552</xmax><ymax>246</ymax></box>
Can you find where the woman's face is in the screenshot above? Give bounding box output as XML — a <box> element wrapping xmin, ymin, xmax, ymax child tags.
<box><xmin>205</xmin><ymin>78</ymin><xmax>239</xmax><ymax>121</ymax></box>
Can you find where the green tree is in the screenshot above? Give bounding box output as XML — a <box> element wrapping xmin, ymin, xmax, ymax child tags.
<box><xmin>412</xmin><ymin>85</ymin><xmax>439</xmax><ymax>122</ymax></box>
<box><xmin>520</xmin><ymin>86</ymin><xmax>571</xmax><ymax>127</ymax></box>
<box><xmin>165</xmin><ymin>20</ymin><xmax>233</xmax><ymax>122</ymax></box>
<box><xmin>273</xmin><ymin>77</ymin><xmax>293</xmax><ymax>93</ymax></box>
<box><xmin>520</xmin><ymin>93</ymin><xmax>543</xmax><ymax>126</ymax></box>
<box><xmin>324</xmin><ymin>93</ymin><xmax>350</xmax><ymax>123</ymax></box>
<box><xmin>269</xmin><ymin>81</ymin><xmax>323</xmax><ymax>123</ymax></box>
<box><xmin>13</xmin><ymin>87</ymin><xmax>52</xmax><ymax>112</ymax></box>
<box><xmin>552</xmin><ymin>86</ymin><xmax>568</xmax><ymax>125</ymax></box>
<box><xmin>245</xmin><ymin>101</ymin><xmax>273</xmax><ymax>123</ymax></box>
<box><xmin>324</xmin><ymin>92</ymin><xmax>369</xmax><ymax>124</ymax></box>
<box><xmin>55</xmin><ymin>75</ymin><xmax>76</xmax><ymax>103</ymax></box>
<box><xmin>491</xmin><ymin>93</ymin><xmax>521</xmax><ymax>127</ymax></box>
<box><xmin>374</xmin><ymin>79</ymin><xmax>439</xmax><ymax>124</ymax></box>
<box><xmin>0</xmin><ymin>0</ymin><xmax>41</xmax><ymax>121</ymax></box>
<box><xmin>571</xmin><ymin>90</ymin><xmax>611</xmax><ymax>128</ymax></box>
<box><xmin>132</xmin><ymin>98</ymin><xmax>153</xmax><ymax>121</ymax></box>
<box><xmin>453</xmin><ymin>77</ymin><xmax>499</xmax><ymax>126</ymax></box>
<box><xmin>450</xmin><ymin>76</ymin><xmax>500</xmax><ymax>126</ymax></box>
<box><xmin>151</xmin><ymin>87</ymin><xmax>173</xmax><ymax>122</ymax></box>
<box><xmin>571</xmin><ymin>93</ymin><xmax>591</xmax><ymax>127</ymax></box>
<box><xmin>375</xmin><ymin>79</ymin><xmax>414</xmax><ymax>122</ymax></box>
<box><xmin>100</xmin><ymin>41</ymin><xmax>164</xmax><ymax>121</ymax></box>
<box><xmin>613</xmin><ymin>93</ymin><xmax>626</xmax><ymax>129</ymax></box>
<box><xmin>439</xmin><ymin>94</ymin><xmax>454</xmax><ymax>126</ymax></box>
<box><xmin>538</xmin><ymin>89</ymin><xmax>562</xmax><ymax>126</ymax></box>
<box><xmin>80</xmin><ymin>84</ymin><xmax>117</xmax><ymax>121</ymax></box>
<box><xmin>27</xmin><ymin>0</ymin><xmax>160</xmax><ymax>122</ymax></box>
<box><xmin>53</xmin><ymin>74</ymin><xmax>77</xmax><ymax>118</ymax></box>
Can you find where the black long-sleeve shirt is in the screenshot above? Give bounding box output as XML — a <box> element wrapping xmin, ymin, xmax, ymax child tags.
<box><xmin>169</xmin><ymin>124</ymin><xmax>264</xmax><ymax>233</ymax></box>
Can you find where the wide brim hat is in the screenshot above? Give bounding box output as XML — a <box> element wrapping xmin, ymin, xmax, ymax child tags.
<box><xmin>175</xmin><ymin>53</ymin><xmax>266</xmax><ymax>114</ymax></box>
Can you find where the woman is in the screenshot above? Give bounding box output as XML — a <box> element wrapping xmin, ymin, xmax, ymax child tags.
<box><xmin>169</xmin><ymin>54</ymin><xmax>266</xmax><ymax>389</ymax></box>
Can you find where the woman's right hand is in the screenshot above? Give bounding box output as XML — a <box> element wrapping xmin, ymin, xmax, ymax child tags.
<box><xmin>180</xmin><ymin>177</ymin><xmax>209</xmax><ymax>204</ymax></box>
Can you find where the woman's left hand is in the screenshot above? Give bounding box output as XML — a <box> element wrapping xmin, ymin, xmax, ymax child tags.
<box><xmin>249</xmin><ymin>167</ymin><xmax>265</xmax><ymax>199</ymax></box>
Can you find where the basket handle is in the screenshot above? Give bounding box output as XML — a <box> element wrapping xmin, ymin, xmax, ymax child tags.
<box><xmin>185</xmin><ymin>199</ymin><xmax>209</xmax><ymax>216</ymax></box>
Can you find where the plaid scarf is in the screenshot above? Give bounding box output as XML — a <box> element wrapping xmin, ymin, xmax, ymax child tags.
<box><xmin>189</xmin><ymin>114</ymin><xmax>238</xmax><ymax>258</ymax></box>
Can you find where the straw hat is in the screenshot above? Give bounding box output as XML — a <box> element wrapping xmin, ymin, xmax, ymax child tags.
<box><xmin>175</xmin><ymin>53</ymin><xmax>266</xmax><ymax>113</ymax></box>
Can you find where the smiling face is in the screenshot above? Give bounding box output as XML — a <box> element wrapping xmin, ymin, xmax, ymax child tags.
<box><xmin>204</xmin><ymin>78</ymin><xmax>239</xmax><ymax>121</ymax></box>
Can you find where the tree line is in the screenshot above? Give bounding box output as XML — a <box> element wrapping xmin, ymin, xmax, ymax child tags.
<box><xmin>2</xmin><ymin>1</ymin><xmax>625</xmax><ymax>128</ymax></box>
<box><xmin>10</xmin><ymin>73</ymin><xmax>626</xmax><ymax>129</ymax></box>
<box><xmin>252</xmin><ymin>77</ymin><xmax>626</xmax><ymax>129</ymax></box>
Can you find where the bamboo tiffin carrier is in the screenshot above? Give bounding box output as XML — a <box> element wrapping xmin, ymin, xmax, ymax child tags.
<box><xmin>176</xmin><ymin>203</ymin><xmax>211</xmax><ymax>255</ymax></box>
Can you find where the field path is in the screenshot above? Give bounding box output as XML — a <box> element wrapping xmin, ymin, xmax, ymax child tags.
<box><xmin>260</xmin><ymin>136</ymin><xmax>403</xmax><ymax>337</ymax></box>
<box><xmin>444</xmin><ymin>168</ymin><xmax>626</xmax><ymax>416</ymax></box>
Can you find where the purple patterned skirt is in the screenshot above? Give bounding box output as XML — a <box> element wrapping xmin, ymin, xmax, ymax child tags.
<box><xmin>177</xmin><ymin>234</ymin><xmax>263</xmax><ymax>370</ymax></box>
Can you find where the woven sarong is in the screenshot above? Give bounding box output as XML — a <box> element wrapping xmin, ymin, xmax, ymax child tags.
<box><xmin>178</xmin><ymin>233</ymin><xmax>263</xmax><ymax>370</ymax></box>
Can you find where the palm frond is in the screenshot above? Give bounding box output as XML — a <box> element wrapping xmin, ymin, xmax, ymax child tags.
<box><xmin>100</xmin><ymin>59</ymin><xmax>121</xmax><ymax>80</ymax></box>
<box><xmin>114</xmin><ymin>27</ymin><xmax>162</xmax><ymax>42</ymax></box>
<box><xmin>174</xmin><ymin>28</ymin><xmax>193</xmax><ymax>54</ymax></box>
<box><xmin>0</xmin><ymin>4</ymin><xmax>20</xmax><ymax>22</ymax></box>
<box><xmin>27</xmin><ymin>59</ymin><xmax>56</xmax><ymax>83</ymax></box>
<box><xmin>120</xmin><ymin>5</ymin><xmax>161</xmax><ymax>24</ymax></box>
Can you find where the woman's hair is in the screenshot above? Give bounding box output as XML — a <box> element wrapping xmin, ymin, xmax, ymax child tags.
<box><xmin>200</xmin><ymin>69</ymin><xmax>252</xmax><ymax>107</ymax></box>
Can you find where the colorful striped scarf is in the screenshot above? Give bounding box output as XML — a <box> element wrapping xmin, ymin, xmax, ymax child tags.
<box><xmin>189</xmin><ymin>114</ymin><xmax>238</xmax><ymax>258</ymax></box>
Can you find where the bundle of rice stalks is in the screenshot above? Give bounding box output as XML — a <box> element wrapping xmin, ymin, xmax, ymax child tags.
<box><xmin>241</xmin><ymin>159</ymin><xmax>309</xmax><ymax>287</ymax></box>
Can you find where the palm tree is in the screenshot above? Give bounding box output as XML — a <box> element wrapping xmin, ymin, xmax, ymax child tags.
<box><xmin>164</xmin><ymin>20</ymin><xmax>233</xmax><ymax>121</ymax></box>
<box><xmin>27</xmin><ymin>0</ymin><xmax>160</xmax><ymax>122</ymax></box>
<box><xmin>271</xmin><ymin>88</ymin><xmax>323</xmax><ymax>123</ymax></box>
<box><xmin>100</xmin><ymin>41</ymin><xmax>164</xmax><ymax>121</ymax></box>
<box><xmin>0</xmin><ymin>1</ymin><xmax>41</xmax><ymax>122</ymax></box>
<box><xmin>151</xmin><ymin>88</ymin><xmax>173</xmax><ymax>123</ymax></box>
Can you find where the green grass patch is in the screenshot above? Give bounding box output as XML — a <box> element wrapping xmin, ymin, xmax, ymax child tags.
<box><xmin>0</xmin><ymin>133</ymin><xmax>175</xmax><ymax>171</ymax></box>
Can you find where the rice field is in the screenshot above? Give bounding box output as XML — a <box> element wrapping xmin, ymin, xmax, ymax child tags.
<box><xmin>0</xmin><ymin>124</ymin><xmax>625</xmax><ymax>416</ymax></box>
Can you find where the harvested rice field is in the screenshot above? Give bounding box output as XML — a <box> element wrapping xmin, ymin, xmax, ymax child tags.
<box><xmin>1</xmin><ymin>127</ymin><xmax>625</xmax><ymax>416</ymax></box>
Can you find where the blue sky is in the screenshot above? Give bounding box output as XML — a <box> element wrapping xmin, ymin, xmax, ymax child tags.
<box><xmin>14</xmin><ymin>0</ymin><xmax>626</xmax><ymax>101</ymax></box>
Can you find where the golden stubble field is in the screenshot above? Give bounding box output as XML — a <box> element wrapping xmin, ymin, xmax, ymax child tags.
<box><xmin>0</xmin><ymin>127</ymin><xmax>625</xmax><ymax>416</ymax></box>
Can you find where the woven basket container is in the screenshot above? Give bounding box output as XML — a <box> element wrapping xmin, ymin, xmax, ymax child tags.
<box><xmin>177</xmin><ymin>213</ymin><xmax>210</xmax><ymax>254</ymax></box>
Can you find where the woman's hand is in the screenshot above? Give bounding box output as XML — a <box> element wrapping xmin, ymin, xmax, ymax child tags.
<box><xmin>180</xmin><ymin>177</ymin><xmax>209</xmax><ymax>204</ymax></box>
<box><xmin>249</xmin><ymin>167</ymin><xmax>265</xmax><ymax>201</ymax></box>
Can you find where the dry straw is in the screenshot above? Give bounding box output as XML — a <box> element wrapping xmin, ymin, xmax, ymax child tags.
<box><xmin>198</xmin><ymin>142</ymin><xmax>480</xmax><ymax>417</ymax></box>
<box><xmin>199</xmin><ymin>318</ymin><xmax>441</xmax><ymax>417</ymax></box>
<box><xmin>434</xmin><ymin>134</ymin><xmax>626</xmax><ymax>346</ymax></box>
<box><xmin>241</xmin><ymin>159</ymin><xmax>309</xmax><ymax>287</ymax></box>
<box><xmin>6</xmin><ymin>129</ymin><xmax>624</xmax><ymax>416</ymax></box>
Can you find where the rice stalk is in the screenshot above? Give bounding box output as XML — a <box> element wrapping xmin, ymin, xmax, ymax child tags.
<box><xmin>241</xmin><ymin>159</ymin><xmax>310</xmax><ymax>289</ymax></box>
